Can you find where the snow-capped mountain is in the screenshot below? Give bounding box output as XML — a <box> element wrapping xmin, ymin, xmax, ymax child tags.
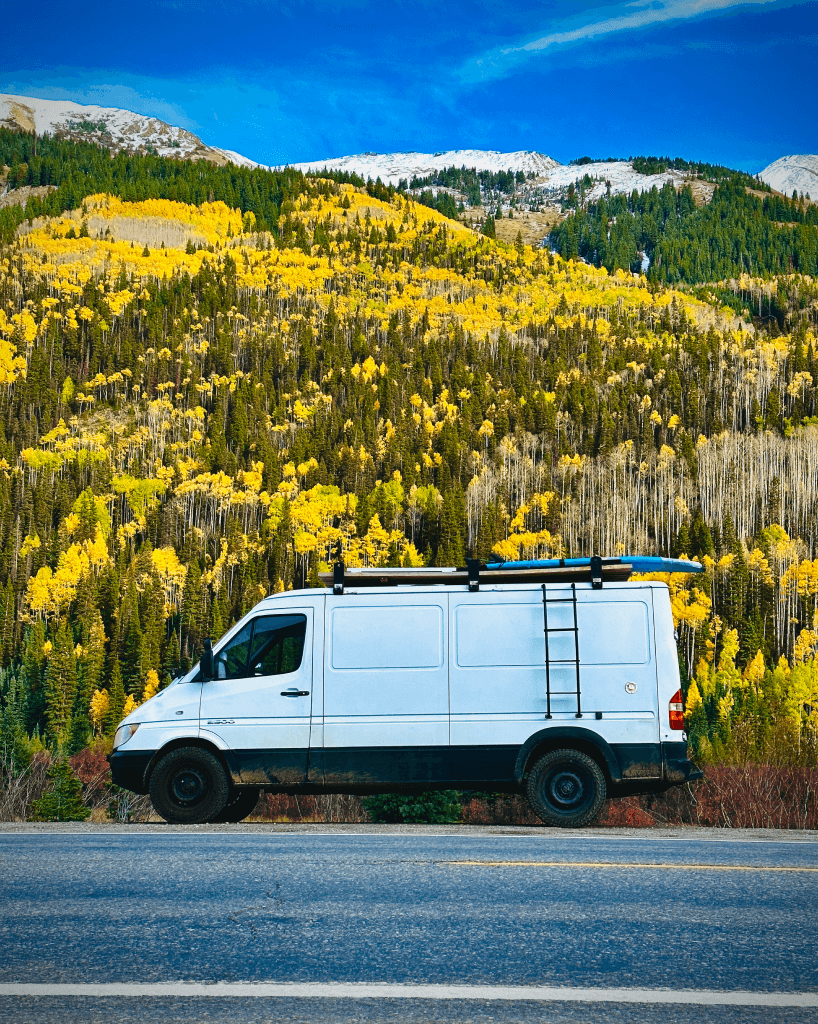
<box><xmin>288</xmin><ymin>150</ymin><xmax>693</xmax><ymax>202</ymax></box>
<box><xmin>541</xmin><ymin>160</ymin><xmax>688</xmax><ymax>202</ymax></box>
<box><xmin>0</xmin><ymin>94</ymin><xmax>260</xmax><ymax>168</ymax></box>
<box><xmin>759</xmin><ymin>155</ymin><xmax>818</xmax><ymax>198</ymax></box>
<box><xmin>8</xmin><ymin>92</ymin><xmax>806</xmax><ymax>212</ymax></box>
<box><xmin>288</xmin><ymin>150</ymin><xmax>560</xmax><ymax>183</ymax></box>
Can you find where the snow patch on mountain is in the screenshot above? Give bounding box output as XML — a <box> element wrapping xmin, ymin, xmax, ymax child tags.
<box><xmin>543</xmin><ymin>160</ymin><xmax>687</xmax><ymax>202</ymax></box>
<box><xmin>0</xmin><ymin>93</ymin><xmax>262</xmax><ymax>168</ymax></box>
<box><xmin>759</xmin><ymin>155</ymin><xmax>818</xmax><ymax>198</ymax></box>
<box><xmin>288</xmin><ymin>150</ymin><xmax>559</xmax><ymax>184</ymax></box>
<box><xmin>287</xmin><ymin>150</ymin><xmax>692</xmax><ymax>204</ymax></box>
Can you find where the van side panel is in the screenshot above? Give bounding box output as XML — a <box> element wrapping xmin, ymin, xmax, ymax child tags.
<box><xmin>449</xmin><ymin>586</ymin><xmax>661</xmax><ymax>782</ymax></box>
<box><xmin>319</xmin><ymin>598</ymin><xmax>450</xmax><ymax>784</ymax></box>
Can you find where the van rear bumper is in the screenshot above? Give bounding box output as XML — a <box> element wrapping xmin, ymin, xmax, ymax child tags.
<box><xmin>608</xmin><ymin>741</ymin><xmax>702</xmax><ymax>788</ymax></box>
<box><xmin>108</xmin><ymin>750</ymin><xmax>153</xmax><ymax>794</ymax></box>
<box><xmin>661</xmin><ymin>741</ymin><xmax>703</xmax><ymax>784</ymax></box>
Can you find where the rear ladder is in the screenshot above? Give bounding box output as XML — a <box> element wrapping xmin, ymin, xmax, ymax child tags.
<box><xmin>541</xmin><ymin>583</ymin><xmax>582</xmax><ymax>719</ymax></box>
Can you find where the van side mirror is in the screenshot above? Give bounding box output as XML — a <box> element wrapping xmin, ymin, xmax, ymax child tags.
<box><xmin>200</xmin><ymin>639</ymin><xmax>214</xmax><ymax>682</ymax></box>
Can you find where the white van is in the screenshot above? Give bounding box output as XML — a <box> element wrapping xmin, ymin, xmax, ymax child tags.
<box><xmin>109</xmin><ymin>558</ymin><xmax>703</xmax><ymax>827</ymax></box>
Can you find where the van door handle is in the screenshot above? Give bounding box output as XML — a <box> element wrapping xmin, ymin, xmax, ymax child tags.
<box><xmin>281</xmin><ymin>689</ymin><xmax>310</xmax><ymax>697</ymax></box>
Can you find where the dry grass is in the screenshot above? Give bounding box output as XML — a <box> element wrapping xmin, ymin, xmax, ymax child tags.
<box><xmin>645</xmin><ymin>765</ymin><xmax>818</xmax><ymax>829</ymax></box>
<box><xmin>0</xmin><ymin>750</ymin><xmax>51</xmax><ymax>821</ymax></box>
<box><xmin>252</xmin><ymin>792</ymin><xmax>370</xmax><ymax>824</ymax></box>
<box><xmin>459</xmin><ymin>207</ymin><xmax>563</xmax><ymax>247</ymax></box>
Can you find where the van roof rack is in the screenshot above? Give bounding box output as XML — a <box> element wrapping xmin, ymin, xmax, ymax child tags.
<box><xmin>318</xmin><ymin>556</ymin><xmax>703</xmax><ymax>592</ymax></box>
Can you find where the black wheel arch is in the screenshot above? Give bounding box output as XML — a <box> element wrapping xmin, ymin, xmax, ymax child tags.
<box><xmin>515</xmin><ymin>727</ymin><xmax>622</xmax><ymax>786</ymax></box>
<box><xmin>144</xmin><ymin>739</ymin><xmax>240</xmax><ymax>791</ymax></box>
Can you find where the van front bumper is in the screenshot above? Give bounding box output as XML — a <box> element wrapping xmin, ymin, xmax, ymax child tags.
<box><xmin>107</xmin><ymin>750</ymin><xmax>153</xmax><ymax>794</ymax></box>
<box><xmin>662</xmin><ymin>741</ymin><xmax>703</xmax><ymax>784</ymax></box>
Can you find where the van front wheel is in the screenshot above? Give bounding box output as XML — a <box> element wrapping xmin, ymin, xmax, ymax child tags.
<box><xmin>526</xmin><ymin>749</ymin><xmax>606</xmax><ymax>828</ymax></box>
<box><xmin>149</xmin><ymin>747</ymin><xmax>230</xmax><ymax>824</ymax></box>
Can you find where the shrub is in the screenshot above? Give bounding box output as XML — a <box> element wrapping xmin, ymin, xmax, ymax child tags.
<box><xmin>645</xmin><ymin>764</ymin><xmax>818</xmax><ymax>829</ymax></box>
<box><xmin>30</xmin><ymin>758</ymin><xmax>90</xmax><ymax>821</ymax></box>
<box><xmin>363</xmin><ymin>791</ymin><xmax>462</xmax><ymax>824</ymax></box>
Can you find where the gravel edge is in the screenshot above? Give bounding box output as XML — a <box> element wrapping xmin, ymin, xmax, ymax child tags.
<box><xmin>0</xmin><ymin>822</ymin><xmax>816</xmax><ymax>840</ymax></box>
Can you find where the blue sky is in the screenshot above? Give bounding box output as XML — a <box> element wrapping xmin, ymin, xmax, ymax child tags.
<box><xmin>1</xmin><ymin>0</ymin><xmax>815</xmax><ymax>170</ymax></box>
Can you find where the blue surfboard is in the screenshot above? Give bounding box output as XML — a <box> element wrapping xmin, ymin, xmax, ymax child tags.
<box><xmin>485</xmin><ymin>556</ymin><xmax>703</xmax><ymax>574</ymax></box>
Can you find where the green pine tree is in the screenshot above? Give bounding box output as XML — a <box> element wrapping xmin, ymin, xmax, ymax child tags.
<box><xmin>0</xmin><ymin>577</ymin><xmax>15</xmax><ymax>666</ymax></box>
<box><xmin>44</xmin><ymin>620</ymin><xmax>78</xmax><ymax>747</ymax></box>
<box><xmin>0</xmin><ymin>667</ymin><xmax>32</xmax><ymax>772</ymax></box>
<box><xmin>107</xmin><ymin>659</ymin><xmax>126</xmax><ymax>735</ymax></box>
<box><xmin>120</xmin><ymin>577</ymin><xmax>143</xmax><ymax>696</ymax></box>
<box><xmin>30</xmin><ymin>758</ymin><xmax>90</xmax><ymax>821</ymax></box>
<box><xmin>22</xmin><ymin>621</ymin><xmax>47</xmax><ymax>734</ymax></box>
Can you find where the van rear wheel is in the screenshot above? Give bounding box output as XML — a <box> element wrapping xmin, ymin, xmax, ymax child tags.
<box><xmin>526</xmin><ymin>748</ymin><xmax>606</xmax><ymax>828</ymax></box>
<box><xmin>149</xmin><ymin>747</ymin><xmax>229</xmax><ymax>824</ymax></box>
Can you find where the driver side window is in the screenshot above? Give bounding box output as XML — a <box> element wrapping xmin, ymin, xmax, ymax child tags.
<box><xmin>213</xmin><ymin>614</ymin><xmax>307</xmax><ymax>681</ymax></box>
<box><xmin>214</xmin><ymin>622</ymin><xmax>252</xmax><ymax>680</ymax></box>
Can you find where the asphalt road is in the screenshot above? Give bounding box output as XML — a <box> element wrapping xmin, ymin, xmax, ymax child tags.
<box><xmin>0</xmin><ymin>828</ymin><xmax>817</xmax><ymax>1023</ymax></box>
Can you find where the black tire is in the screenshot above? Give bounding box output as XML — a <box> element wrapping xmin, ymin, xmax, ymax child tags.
<box><xmin>209</xmin><ymin>787</ymin><xmax>261</xmax><ymax>824</ymax></box>
<box><xmin>149</xmin><ymin>746</ymin><xmax>230</xmax><ymax>824</ymax></box>
<box><xmin>526</xmin><ymin>748</ymin><xmax>606</xmax><ymax>828</ymax></box>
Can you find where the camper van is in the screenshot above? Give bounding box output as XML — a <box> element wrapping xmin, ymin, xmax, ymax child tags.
<box><xmin>109</xmin><ymin>557</ymin><xmax>703</xmax><ymax>827</ymax></box>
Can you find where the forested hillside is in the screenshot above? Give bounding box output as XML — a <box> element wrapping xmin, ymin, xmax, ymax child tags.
<box><xmin>0</xmin><ymin>132</ymin><xmax>817</xmax><ymax>783</ymax></box>
<box><xmin>551</xmin><ymin>179</ymin><xmax>818</xmax><ymax>291</ymax></box>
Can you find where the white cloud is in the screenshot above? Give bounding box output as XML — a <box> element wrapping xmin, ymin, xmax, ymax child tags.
<box><xmin>516</xmin><ymin>0</ymin><xmax>777</xmax><ymax>53</ymax></box>
<box><xmin>459</xmin><ymin>0</ymin><xmax>806</xmax><ymax>82</ymax></box>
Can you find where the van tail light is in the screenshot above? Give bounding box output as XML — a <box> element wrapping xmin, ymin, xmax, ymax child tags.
<box><xmin>669</xmin><ymin>688</ymin><xmax>685</xmax><ymax>730</ymax></box>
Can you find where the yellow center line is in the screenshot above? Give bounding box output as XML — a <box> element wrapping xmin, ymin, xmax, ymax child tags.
<box><xmin>440</xmin><ymin>861</ymin><xmax>818</xmax><ymax>872</ymax></box>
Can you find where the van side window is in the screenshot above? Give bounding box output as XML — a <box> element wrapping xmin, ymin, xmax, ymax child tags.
<box><xmin>214</xmin><ymin>622</ymin><xmax>253</xmax><ymax>680</ymax></box>
<box><xmin>213</xmin><ymin>615</ymin><xmax>307</xmax><ymax>681</ymax></box>
<box><xmin>249</xmin><ymin>615</ymin><xmax>307</xmax><ymax>676</ymax></box>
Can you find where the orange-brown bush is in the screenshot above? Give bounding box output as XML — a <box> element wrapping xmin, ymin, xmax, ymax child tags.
<box><xmin>68</xmin><ymin>749</ymin><xmax>112</xmax><ymax>809</ymax></box>
<box><xmin>255</xmin><ymin>792</ymin><xmax>370</xmax><ymax>824</ymax></box>
<box><xmin>644</xmin><ymin>765</ymin><xmax>818</xmax><ymax>829</ymax></box>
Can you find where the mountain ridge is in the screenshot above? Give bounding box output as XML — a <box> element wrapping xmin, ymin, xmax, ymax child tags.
<box><xmin>759</xmin><ymin>154</ymin><xmax>818</xmax><ymax>198</ymax></box>
<box><xmin>0</xmin><ymin>93</ymin><xmax>260</xmax><ymax>168</ymax></box>
<box><xmin>1</xmin><ymin>91</ymin><xmax>812</xmax><ymax>207</ymax></box>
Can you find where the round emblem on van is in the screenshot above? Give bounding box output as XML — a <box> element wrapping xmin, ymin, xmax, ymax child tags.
<box><xmin>625</xmin><ymin>682</ymin><xmax>637</xmax><ymax>693</ymax></box>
